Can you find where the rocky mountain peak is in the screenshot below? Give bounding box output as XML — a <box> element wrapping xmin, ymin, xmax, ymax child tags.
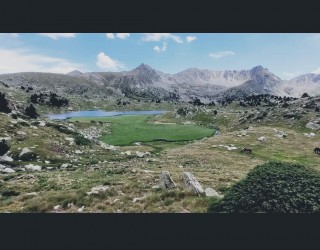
<box><xmin>66</xmin><ymin>70</ymin><xmax>83</xmax><ymax>76</ymax></box>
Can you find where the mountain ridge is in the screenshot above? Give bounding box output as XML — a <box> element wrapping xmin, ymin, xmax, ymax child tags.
<box><xmin>1</xmin><ymin>64</ymin><xmax>319</xmax><ymax>101</ymax></box>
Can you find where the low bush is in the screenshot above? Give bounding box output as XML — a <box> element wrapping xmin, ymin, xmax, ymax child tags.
<box><xmin>0</xmin><ymin>139</ymin><xmax>10</xmax><ymax>156</ymax></box>
<box><xmin>208</xmin><ymin>162</ymin><xmax>320</xmax><ymax>213</ymax></box>
<box><xmin>74</xmin><ymin>135</ymin><xmax>91</xmax><ymax>146</ymax></box>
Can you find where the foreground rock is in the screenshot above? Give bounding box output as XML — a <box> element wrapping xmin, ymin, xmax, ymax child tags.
<box><xmin>159</xmin><ymin>171</ymin><xmax>176</xmax><ymax>189</ymax></box>
<box><xmin>183</xmin><ymin>172</ymin><xmax>204</xmax><ymax>196</ymax></box>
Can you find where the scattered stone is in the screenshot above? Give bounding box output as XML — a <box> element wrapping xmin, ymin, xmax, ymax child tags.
<box><xmin>159</xmin><ymin>171</ymin><xmax>176</xmax><ymax>189</ymax></box>
<box><xmin>19</xmin><ymin>147</ymin><xmax>31</xmax><ymax>157</ymax></box>
<box><xmin>38</xmin><ymin>121</ymin><xmax>46</xmax><ymax>127</ymax></box>
<box><xmin>124</xmin><ymin>150</ymin><xmax>131</xmax><ymax>156</ymax></box>
<box><xmin>258</xmin><ymin>136</ymin><xmax>267</xmax><ymax>142</ymax></box>
<box><xmin>24</xmin><ymin>192</ymin><xmax>38</xmax><ymax>197</ymax></box>
<box><xmin>225</xmin><ymin>146</ymin><xmax>238</xmax><ymax>151</ymax></box>
<box><xmin>136</xmin><ymin>151</ymin><xmax>145</xmax><ymax>158</ymax></box>
<box><xmin>306</xmin><ymin>119</ymin><xmax>320</xmax><ymax>130</ymax></box>
<box><xmin>53</xmin><ymin>205</ymin><xmax>61</xmax><ymax>210</ymax></box>
<box><xmin>1</xmin><ymin>167</ymin><xmax>15</xmax><ymax>173</ymax></box>
<box><xmin>65</xmin><ymin>137</ymin><xmax>75</xmax><ymax>145</ymax></box>
<box><xmin>178</xmin><ymin>165</ymin><xmax>184</xmax><ymax>169</ymax></box>
<box><xmin>132</xmin><ymin>196</ymin><xmax>147</xmax><ymax>203</ymax></box>
<box><xmin>135</xmin><ymin>151</ymin><xmax>151</xmax><ymax>158</ymax></box>
<box><xmin>30</xmin><ymin>125</ymin><xmax>38</xmax><ymax>130</ymax></box>
<box><xmin>44</xmin><ymin>160</ymin><xmax>51</xmax><ymax>164</ymax></box>
<box><xmin>133</xmin><ymin>142</ymin><xmax>142</xmax><ymax>146</ymax></box>
<box><xmin>205</xmin><ymin>188</ymin><xmax>221</xmax><ymax>197</ymax></box>
<box><xmin>75</xmin><ymin>150</ymin><xmax>82</xmax><ymax>154</ymax></box>
<box><xmin>87</xmin><ymin>185</ymin><xmax>109</xmax><ymax>195</ymax></box>
<box><xmin>24</xmin><ymin>164</ymin><xmax>42</xmax><ymax>171</ymax></box>
<box><xmin>152</xmin><ymin>185</ymin><xmax>161</xmax><ymax>190</ymax></box>
<box><xmin>60</xmin><ymin>163</ymin><xmax>72</xmax><ymax>169</ymax></box>
<box><xmin>16</xmin><ymin>131</ymin><xmax>27</xmax><ymax>135</ymax></box>
<box><xmin>78</xmin><ymin>206</ymin><xmax>84</xmax><ymax>212</ymax></box>
<box><xmin>0</xmin><ymin>154</ymin><xmax>13</xmax><ymax>162</ymax></box>
<box><xmin>46</xmin><ymin>167</ymin><xmax>54</xmax><ymax>171</ymax></box>
<box><xmin>182</xmin><ymin>172</ymin><xmax>204</xmax><ymax>196</ymax></box>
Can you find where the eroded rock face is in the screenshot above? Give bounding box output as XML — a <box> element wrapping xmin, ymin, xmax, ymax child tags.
<box><xmin>306</xmin><ymin>119</ymin><xmax>320</xmax><ymax>130</ymax></box>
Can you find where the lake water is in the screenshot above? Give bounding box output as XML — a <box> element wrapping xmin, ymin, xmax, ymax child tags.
<box><xmin>47</xmin><ymin>110</ymin><xmax>167</xmax><ymax>120</ymax></box>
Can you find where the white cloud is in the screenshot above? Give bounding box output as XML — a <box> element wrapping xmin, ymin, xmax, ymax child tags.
<box><xmin>0</xmin><ymin>48</ymin><xmax>84</xmax><ymax>74</ymax></box>
<box><xmin>39</xmin><ymin>33</ymin><xmax>77</xmax><ymax>40</ymax></box>
<box><xmin>116</xmin><ymin>33</ymin><xmax>130</xmax><ymax>39</ymax></box>
<box><xmin>141</xmin><ymin>33</ymin><xmax>183</xmax><ymax>43</ymax></box>
<box><xmin>282</xmin><ymin>71</ymin><xmax>303</xmax><ymax>79</ymax></box>
<box><xmin>96</xmin><ymin>52</ymin><xmax>124</xmax><ymax>71</ymax></box>
<box><xmin>186</xmin><ymin>36</ymin><xmax>196</xmax><ymax>43</ymax></box>
<box><xmin>106</xmin><ymin>33</ymin><xmax>115</xmax><ymax>39</ymax></box>
<box><xmin>312</xmin><ymin>68</ymin><xmax>320</xmax><ymax>74</ymax></box>
<box><xmin>0</xmin><ymin>33</ymin><xmax>18</xmax><ymax>37</ymax></box>
<box><xmin>209</xmin><ymin>51</ymin><xmax>235</xmax><ymax>59</ymax></box>
<box><xmin>153</xmin><ymin>42</ymin><xmax>167</xmax><ymax>53</ymax></box>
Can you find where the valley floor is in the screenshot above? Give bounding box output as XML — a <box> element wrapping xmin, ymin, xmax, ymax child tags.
<box><xmin>1</xmin><ymin>99</ymin><xmax>319</xmax><ymax>213</ymax></box>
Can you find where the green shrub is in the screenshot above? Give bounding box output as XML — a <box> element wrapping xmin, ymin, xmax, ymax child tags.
<box><xmin>19</xmin><ymin>152</ymin><xmax>37</xmax><ymax>161</ymax></box>
<box><xmin>0</xmin><ymin>139</ymin><xmax>10</xmax><ymax>156</ymax></box>
<box><xmin>0</xmin><ymin>92</ymin><xmax>11</xmax><ymax>113</ymax></box>
<box><xmin>208</xmin><ymin>162</ymin><xmax>320</xmax><ymax>213</ymax></box>
<box><xmin>74</xmin><ymin>135</ymin><xmax>91</xmax><ymax>146</ymax></box>
<box><xmin>25</xmin><ymin>104</ymin><xmax>39</xmax><ymax>118</ymax></box>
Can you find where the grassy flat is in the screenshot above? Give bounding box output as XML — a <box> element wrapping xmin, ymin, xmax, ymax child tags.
<box><xmin>70</xmin><ymin>115</ymin><xmax>214</xmax><ymax>146</ymax></box>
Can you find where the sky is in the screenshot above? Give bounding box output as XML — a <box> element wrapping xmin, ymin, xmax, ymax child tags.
<box><xmin>0</xmin><ymin>33</ymin><xmax>320</xmax><ymax>80</ymax></box>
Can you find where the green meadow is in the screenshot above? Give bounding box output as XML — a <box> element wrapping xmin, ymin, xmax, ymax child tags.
<box><xmin>70</xmin><ymin>115</ymin><xmax>214</xmax><ymax>146</ymax></box>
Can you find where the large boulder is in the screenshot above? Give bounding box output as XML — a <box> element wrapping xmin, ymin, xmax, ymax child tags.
<box><xmin>182</xmin><ymin>172</ymin><xmax>204</xmax><ymax>196</ymax></box>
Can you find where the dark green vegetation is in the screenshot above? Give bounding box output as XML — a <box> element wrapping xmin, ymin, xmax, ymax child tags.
<box><xmin>208</xmin><ymin>162</ymin><xmax>320</xmax><ymax>213</ymax></box>
<box><xmin>70</xmin><ymin>115</ymin><xmax>214</xmax><ymax>146</ymax></box>
<box><xmin>0</xmin><ymin>139</ymin><xmax>10</xmax><ymax>156</ymax></box>
<box><xmin>0</xmin><ymin>92</ymin><xmax>11</xmax><ymax>113</ymax></box>
<box><xmin>75</xmin><ymin>135</ymin><xmax>91</xmax><ymax>146</ymax></box>
<box><xmin>25</xmin><ymin>104</ymin><xmax>39</xmax><ymax>118</ymax></box>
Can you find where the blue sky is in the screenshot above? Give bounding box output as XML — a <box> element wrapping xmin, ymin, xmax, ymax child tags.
<box><xmin>0</xmin><ymin>33</ymin><xmax>319</xmax><ymax>79</ymax></box>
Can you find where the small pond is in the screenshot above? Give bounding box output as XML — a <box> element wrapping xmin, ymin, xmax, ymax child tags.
<box><xmin>47</xmin><ymin>110</ymin><xmax>167</xmax><ymax>120</ymax></box>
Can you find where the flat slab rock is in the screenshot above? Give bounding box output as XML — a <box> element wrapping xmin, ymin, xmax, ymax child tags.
<box><xmin>182</xmin><ymin>172</ymin><xmax>204</xmax><ymax>196</ymax></box>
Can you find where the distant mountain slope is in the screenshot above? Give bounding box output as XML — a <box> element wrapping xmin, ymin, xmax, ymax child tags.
<box><xmin>0</xmin><ymin>72</ymin><xmax>116</xmax><ymax>97</ymax></box>
<box><xmin>282</xmin><ymin>73</ymin><xmax>320</xmax><ymax>97</ymax></box>
<box><xmin>1</xmin><ymin>64</ymin><xmax>320</xmax><ymax>101</ymax></box>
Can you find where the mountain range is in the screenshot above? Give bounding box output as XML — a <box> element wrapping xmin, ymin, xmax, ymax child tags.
<box><xmin>0</xmin><ymin>64</ymin><xmax>319</xmax><ymax>102</ymax></box>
